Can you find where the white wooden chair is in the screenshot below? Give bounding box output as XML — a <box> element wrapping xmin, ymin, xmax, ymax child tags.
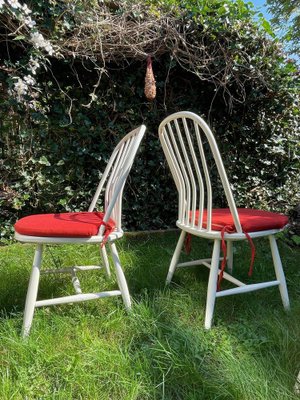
<box><xmin>159</xmin><ymin>111</ymin><xmax>290</xmax><ymax>329</ymax></box>
<box><xmin>14</xmin><ymin>125</ymin><xmax>146</xmax><ymax>337</ymax></box>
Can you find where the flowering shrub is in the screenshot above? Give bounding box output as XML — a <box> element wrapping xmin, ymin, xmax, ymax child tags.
<box><xmin>0</xmin><ymin>0</ymin><xmax>54</xmax><ymax>107</ymax></box>
<box><xmin>0</xmin><ymin>0</ymin><xmax>299</xmax><ymax>238</ymax></box>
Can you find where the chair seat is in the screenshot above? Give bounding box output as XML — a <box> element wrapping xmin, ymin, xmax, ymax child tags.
<box><xmin>14</xmin><ymin>212</ymin><xmax>116</xmax><ymax>238</ymax></box>
<box><xmin>192</xmin><ymin>208</ymin><xmax>289</xmax><ymax>233</ymax></box>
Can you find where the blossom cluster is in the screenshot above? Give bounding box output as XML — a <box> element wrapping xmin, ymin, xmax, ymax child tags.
<box><xmin>1</xmin><ymin>0</ymin><xmax>54</xmax><ymax>55</ymax></box>
<box><xmin>1</xmin><ymin>0</ymin><xmax>55</xmax><ymax>103</ymax></box>
<box><xmin>30</xmin><ymin>32</ymin><xmax>54</xmax><ymax>55</ymax></box>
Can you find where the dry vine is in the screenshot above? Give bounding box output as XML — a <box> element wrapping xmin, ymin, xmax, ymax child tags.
<box><xmin>56</xmin><ymin>2</ymin><xmax>273</xmax><ymax>108</ymax></box>
<box><xmin>0</xmin><ymin>1</ymin><xmax>279</xmax><ymax>109</ymax></box>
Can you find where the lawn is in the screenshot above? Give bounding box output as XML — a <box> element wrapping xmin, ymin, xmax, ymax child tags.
<box><xmin>0</xmin><ymin>231</ymin><xmax>300</xmax><ymax>399</ymax></box>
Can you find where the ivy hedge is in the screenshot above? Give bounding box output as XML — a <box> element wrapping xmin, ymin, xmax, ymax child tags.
<box><xmin>0</xmin><ymin>0</ymin><xmax>299</xmax><ymax>238</ymax></box>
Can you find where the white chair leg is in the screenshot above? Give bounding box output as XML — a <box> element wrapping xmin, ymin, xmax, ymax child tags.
<box><xmin>269</xmin><ymin>235</ymin><xmax>290</xmax><ymax>310</ymax></box>
<box><xmin>100</xmin><ymin>245</ymin><xmax>111</xmax><ymax>278</ymax></box>
<box><xmin>109</xmin><ymin>242</ymin><xmax>131</xmax><ymax>310</ymax></box>
<box><xmin>294</xmin><ymin>370</ymin><xmax>300</xmax><ymax>395</ymax></box>
<box><xmin>226</xmin><ymin>240</ymin><xmax>233</xmax><ymax>274</ymax></box>
<box><xmin>205</xmin><ymin>239</ymin><xmax>221</xmax><ymax>330</ymax></box>
<box><xmin>22</xmin><ymin>244</ymin><xmax>43</xmax><ymax>338</ymax></box>
<box><xmin>166</xmin><ymin>230</ymin><xmax>186</xmax><ymax>284</ymax></box>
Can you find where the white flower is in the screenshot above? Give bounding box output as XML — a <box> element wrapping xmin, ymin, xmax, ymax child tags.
<box><xmin>14</xmin><ymin>78</ymin><xmax>27</xmax><ymax>92</ymax></box>
<box><xmin>223</xmin><ymin>4</ymin><xmax>230</xmax><ymax>13</ymax></box>
<box><xmin>24</xmin><ymin>75</ymin><xmax>35</xmax><ymax>85</ymax></box>
<box><xmin>13</xmin><ymin>78</ymin><xmax>28</xmax><ymax>100</ymax></box>
<box><xmin>24</xmin><ymin>17</ymin><xmax>36</xmax><ymax>28</ymax></box>
<box><xmin>22</xmin><ymin>3</ymin><xmax>31</xmax><ymax>14</ymax></box>
<box><xmin>8</xmin><ymin>0</ymin><xmax>21</xmax><ymax>9</ymax></box>
<box><xmin>29</xmin><ymin>57</ymin><xmax>40</xmax><ymax>75</ymax></box>
<box><xmin>45</xmin><ymin>44</ymin><xmax>54</xmax><ymax>55</ymax></box>
<box><xmin>30</xmin><ymin>32</ymin><xmax>46</xmax><ymax>49</ymax></box>
<box><xmin>30</xmin><ymin>32</ymin><xmax>54</xmax><ymax>55</ymax></box>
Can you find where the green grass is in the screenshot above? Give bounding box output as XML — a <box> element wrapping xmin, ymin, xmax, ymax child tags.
<box><xmin>1</xmin><ymin>232</ymin><xmax>300</xmax><ymax>399</ymax></box>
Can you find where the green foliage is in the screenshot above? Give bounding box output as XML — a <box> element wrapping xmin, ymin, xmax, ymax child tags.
<box><xmin>291</xmin><ymin>235</ymin><xmax>300</xmax><ymax>245</ymax></box>
<box><xmin>0</xmin><ymin>0</ymin><xmax>299</xmax><ymax>238</ymax></box>
<box><xmin>266</xmin><ymin>0</ymin><xmax>300</xmax><ymax>55</ymax></box>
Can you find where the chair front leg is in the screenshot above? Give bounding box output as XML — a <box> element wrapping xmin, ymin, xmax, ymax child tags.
<box><xmin>166</xmin><ymin>230</ymin><xmax>186</xmax><ymax>284</ymax></box>
<box><xmin>22</xmin><ymin>244</ymin><xmax>43</xmax><ymax>338</ymax></box>
<box><xmin>109</xmin><ymin>242</ymin><xmax>131</xmax><ymax>310</ymax></box>
<box><xmin>100</xmin><ymin>245</ymin><xmax>111</xmax><ymax>278</ymax></box>
<box><xmin>205</xmin><ymin>239</ymin><xmax>221</xmax><ymax>329</ymax></box>
<box><xmin>269</xmin><ymin>235</ymin><xmax>290</xmax><ymax>310</ymax></box>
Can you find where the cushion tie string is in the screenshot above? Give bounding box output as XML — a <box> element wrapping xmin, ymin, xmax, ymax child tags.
<box><xmin>218</xmin><ymin>226</ymin><xmax>256</xmax><ymax>291</ymax></box>
<box><xmin>218</xmin><ymin>225</ymin><xmax>231</xmax><ymax>291</ymax></box>
<box><xmin>100</xmin><ymin>220</ymin><xmax>114</xmax><ymax>247</ymax></box>
<box><xmin>243</xmin><ymin>231</ymin><xmax>256</xmax><ymax>277</ymax></box>
<box><xmin>185</xmin><ymin>228</ymin><xmax>256</xmax><ymax>290</ymax></box>
<box><xmin>185</xmin><ymin>233</ymin><xmax>192</xmax><ymax>255</ymax></box>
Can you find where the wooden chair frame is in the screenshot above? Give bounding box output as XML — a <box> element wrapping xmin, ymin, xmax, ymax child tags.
<box><xmin>15</xmin><ymin>125</ymin><xmax>146</xmax><ymax>336</ymax></box>
<box><xmin>159</xmin><ymin>111</ymin><xmax>289</xmax><ymax>329</ymax></box>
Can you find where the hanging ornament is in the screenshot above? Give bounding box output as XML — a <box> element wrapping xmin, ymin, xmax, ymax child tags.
<box><xmin>144</xmin><ymin>55</ymin><xmax>156</xmax><ymax>101</ymax></box>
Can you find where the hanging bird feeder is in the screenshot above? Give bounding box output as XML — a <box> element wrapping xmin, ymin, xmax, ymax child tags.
<box><xmin>144</xmin><ymin>55</ymin><xmax>156</xmax><ymax>101</ymax></box>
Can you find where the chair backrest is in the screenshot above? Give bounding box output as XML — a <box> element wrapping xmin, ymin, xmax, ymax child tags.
<box><xmin>158</xmin><ymin>111</ymin><xmax>242</xmax><ymax>233</ymax></box>
<box><xmin>88</xmin><ymin>125</ymin><xmax>146</xmax><ymax>233</ymax></box>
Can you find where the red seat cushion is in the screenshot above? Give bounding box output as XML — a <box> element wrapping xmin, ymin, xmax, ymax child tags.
<box><xmin>190</xmin><ymin>208</ymin><xmax>288</xmax><ymax>290</ymax></box>
<box><xmin>193</xmin><ymin>208</ymin><xmax>288</xmax><ymax>233</ymax></box>
<box><xmin>14</xmin><ymin>212</ymin><xmax>116</xmax><ymax>238</ymax></box>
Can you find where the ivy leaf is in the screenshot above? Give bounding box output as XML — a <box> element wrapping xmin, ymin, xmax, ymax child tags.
<box><xmin>291</xmin><ymin>235</ymin><xmax>300</xmax><ymax>246</ymax></box>
<box><xmin>261</xmin><ymin>19</ymin><xmax>275</xmax><ymax>37</ymax></box>
<box><xmin>38</xmin><ymin>156</ymin><xmax>51</xmax><ymax>166</ymax></box>
<box><xmin>13</xmin><ymin>35</ymin><xmax>26</xmax><ymax>41</ymax></box>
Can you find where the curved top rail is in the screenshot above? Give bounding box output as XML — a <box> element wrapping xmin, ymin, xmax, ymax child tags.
<box><xmin>159</xmin><ymin>111</ymin><xmax>242</xmax><ymax>233</ymax></box>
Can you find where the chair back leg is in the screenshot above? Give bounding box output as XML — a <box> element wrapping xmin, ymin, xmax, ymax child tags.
<box><xmin>205</xmin><ymin>239</ymin><xmax>221</xmax><ymax>329</ymax></box>
<box><xmin>166</xmin><ymin>230</ymin><xmax>186</xmax><ymax>285</ymax></box>
<box><xmin>226</xmin><ymin>240</ymin><xmax>233</xmax><ymax>274</ymax></box>
<box><xmin>269</xmin><ymin>235</ymin><xmax>290</xmax><ymax>310</ymax></box>
<box><xmin>22</xmin><ymin>244</ymin><xmax>43</xmax><ymax>337</ymax></box>
<box><xmin>109</xmin><ymin>242</ymin><xmax>131</xmax><ymax>310</ymax></box>
<box><xmin>294</xmin><ymin>370</ymin><xmax>300</xmax><ymax>395</ymax></box>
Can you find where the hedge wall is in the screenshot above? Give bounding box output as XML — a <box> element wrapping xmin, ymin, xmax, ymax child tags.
<box><xmin>0</xmin><ymin>0</ymin><xmax>299</xmax><ymax>238</ymax></box>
